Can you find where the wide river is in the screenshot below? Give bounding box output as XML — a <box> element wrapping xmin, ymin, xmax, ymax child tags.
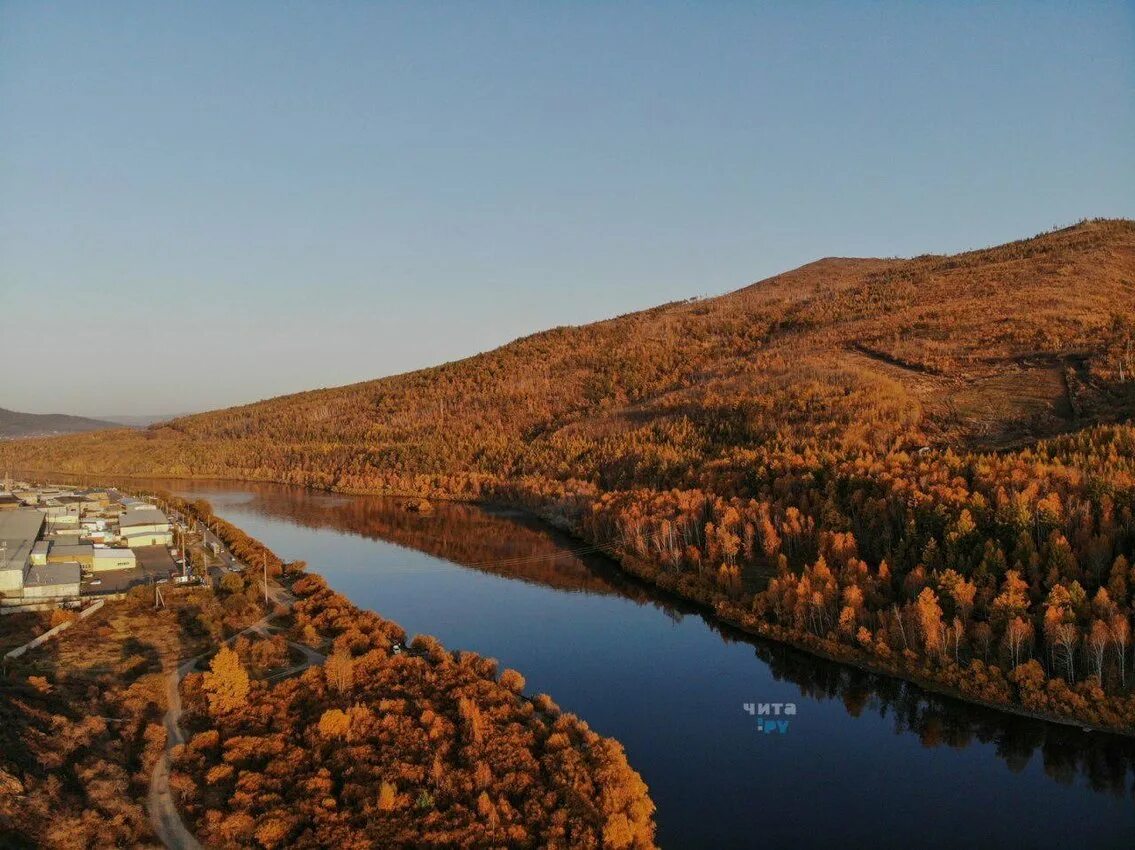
<box><xmin>152</xmin><ymin>480</ymin><xmax>1134</xmax><ymax>849</ymax></box>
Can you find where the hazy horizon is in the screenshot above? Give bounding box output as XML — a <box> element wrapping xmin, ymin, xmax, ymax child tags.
<box><xmin>3</xmin><ymin>2</ymin><xmax>1133</xmax><ymax>417</ymax></box>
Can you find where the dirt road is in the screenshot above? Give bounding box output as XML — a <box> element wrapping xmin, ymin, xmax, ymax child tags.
<box><xmin>146</xmin><ymin>585</ymin><xmax>325</xmax><ymax>849</ymax></box>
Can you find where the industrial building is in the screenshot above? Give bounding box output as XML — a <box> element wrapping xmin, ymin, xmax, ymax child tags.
<box><xmin>91</xmin><ymin>547</ymin><xmax>136</xmax><ymax>571</ymax></box>
<box><xmin>41</xmin><ymin>502</ymin><xmax>81</xmax><ymax>532</ymax></box>
<box><xmin>0</xmin><ymin>510</ymin><xmax>47</xmax><ymax>596</ymax></box>
<box><xmin>22</xmin><ymin>561</ymin><xmax>82</xmax><ymax>599</ymax></box>
<box><xmin>119</xmin><ymin>507</ymin><xmax>172</xmax><ymax>548</ymax></box>
<box><xmin>0</xmin><ymin>486</ymin><xmax>180</xmax><ymax>607</ymax></box>
<box><xmin>47</xmin><ymin>543</ymin><xmax>95</xmax><ymax>569</ymax></box>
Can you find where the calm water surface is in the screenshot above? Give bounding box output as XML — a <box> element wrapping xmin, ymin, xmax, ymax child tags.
<box><xmin>151</xmin><ymin>480</ymin><xmax>1134</xmax><ymax>849</ymax></box>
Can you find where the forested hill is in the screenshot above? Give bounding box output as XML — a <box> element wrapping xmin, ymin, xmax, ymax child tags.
<box><xmin>4</xmin><ymin>218</ymin><xmax>1133</xmax><ymax>489</ymax></box>
<box><xmin>6</xmin><ymin>218</ymin><xmax>1135</xmax><ymax>729</ymax></box>
<box><xmin>0</xmin><ymin>408</ymin><xmax>120</xmax><ymax>440</ymax></box>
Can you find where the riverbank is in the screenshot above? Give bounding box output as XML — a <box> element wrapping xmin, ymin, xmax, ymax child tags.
<box><xmin>633</xmin><ymin>553</ymin><xmax>1135</xmax><ymax>738</ymax></box>
<box><xmin>159</xmin><ymin>477</ymin><xmax>1135</xmax><ymax>736</ymax></box>
<box><xmin>558</xmin><ymin>524</ymin><xmax>1135</xmax><ymax>738</ymax></box>
<box><xmin>14</xmin><ymin>472</ymin><xmax>1135</xmax><ymax>849</ymax></box>
<box><xmin>1</xmin><ymin>479</ymin><xmax>660</xmax><ymax>849</ymax></box>
<box><xmin>24</xmin><ymin>470</ymin><xmax>1135</xmax><ymax>736</ymax></box>
<box><xmin>501</xmin><ymin>502</ymin><xmax>1135</xmax><ymax>738</ymax></box>
<box><xmin>142</xmin><ymin>490</ymin><xmax>661</xmax><ymax>850</ymax></box>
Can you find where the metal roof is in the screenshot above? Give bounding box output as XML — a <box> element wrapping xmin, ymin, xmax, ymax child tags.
<box><xmin>24</xmin><ymin>561</ymin><xmax>81</xmax><ymax>587</ymax></box>
<box><xmin>49</xmin><ymin>543</ymin><xmax>94</xmax><ymax>558</ymax></box>
<box><xmin>119</xmin><ymin>508</ymin><xmax>169</xmax><ymax>528</ymax></box>
<box><xmin>0</xmin><ymin>509</ymin><xmax>46</xmax><ymax>574</ymax></box>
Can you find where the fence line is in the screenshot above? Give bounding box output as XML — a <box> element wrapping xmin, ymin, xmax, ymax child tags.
<box><xmin>4</xmin><ymin>598</ymin><xmax>106</xmax><ymax>660</ymax></box>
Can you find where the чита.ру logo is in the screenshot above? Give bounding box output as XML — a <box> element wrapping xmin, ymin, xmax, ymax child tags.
<box><xmin>742</xmin><ymin>701</ymin><xmax>796</xmax><ymax>734</ymax></box>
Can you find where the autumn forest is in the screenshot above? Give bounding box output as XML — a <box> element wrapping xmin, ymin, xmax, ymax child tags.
<box><xmin>5</xmin><ymin>220</ymin><xmax>1135</xmax><ymax>737</ymax></box>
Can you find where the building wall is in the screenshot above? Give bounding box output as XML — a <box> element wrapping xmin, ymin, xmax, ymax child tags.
<box><xmin>0</xmin><ymin>569</ymin><xmax>24</xmax><ymax>593</ymax></box>
<box><xmin>122</xmin><ymin>523</ymin><xmax>172</xmax><ymax>542</ymax></box>
<box><xmin>92</xmin><ymin>551</ymin><xmax>136</xmax><ymax>571</ymax></box>
<box><xmin>48</xmin><ymin>552</ymin><xmax>94</xmax><ymax>568</ymax></box>
<box><xmin>21</xmin><ymin>581</ymin><xmax>81</xmax><ymax>599</ymax></box>
<box><xmin>123</xmin><ymin>532</ymin><xmax>172</xmax><ymax>548</ymax></box>
<box><xmin>121</xmin><ymin>522</ymin><xmax>170</xmax><ymax>535</ymax></box>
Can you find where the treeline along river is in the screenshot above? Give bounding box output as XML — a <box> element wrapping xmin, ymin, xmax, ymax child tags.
<box><xmin>142</xmin><ymin>480</ymin><xmax>1135</xmax><ymax>849</ymax></box>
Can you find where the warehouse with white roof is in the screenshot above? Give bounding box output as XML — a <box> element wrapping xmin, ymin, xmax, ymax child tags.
<box><xmin>119</xmin><ymin>507</ymin><xmax>172</xmax><ymax>548</ymax></box>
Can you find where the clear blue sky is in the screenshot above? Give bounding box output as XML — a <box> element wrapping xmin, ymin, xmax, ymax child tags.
<box><xmin>2</xmin><ymin>2</ymin><xmax>1132</xmax><ymax>418</ymax></box>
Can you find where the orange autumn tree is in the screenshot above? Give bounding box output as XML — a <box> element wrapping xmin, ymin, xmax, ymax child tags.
<box><xmin>915</xmin><ymin>587</ymin><xmax>944</xmax><ymax>658</ymax></box>
<box><xmin>377</xmin><ymin>781</ymin><xmax>398</xmax><ymax>812</ymax></box>
<box><xmin>324</xmin><ymin>650</ymin><xmax>354</xmax><ymax>694</ymax></box>
<box><xmin>202</xmin><ymin>645</ymin><xmax>250</xmax><ymax>718</ymax></box>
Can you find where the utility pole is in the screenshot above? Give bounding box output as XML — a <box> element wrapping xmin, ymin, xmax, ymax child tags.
<box><xmin>263</xmin><ymin>554</ymin><xmax>269</xmax><ymax>606</ymax></box>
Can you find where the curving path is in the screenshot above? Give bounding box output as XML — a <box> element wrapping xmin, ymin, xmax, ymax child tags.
<box><xmin>147</xmin><ymin>656</ymin><xmax>204</xmax><ymax>850</ymax></box>
<box><xmin>147</xmin><ymin>581</ymin><xmax>325</xmax><ymax>849</ymax></box>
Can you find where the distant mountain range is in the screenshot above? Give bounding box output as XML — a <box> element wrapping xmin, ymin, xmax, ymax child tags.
<box><xmin>0</xmin><ymin>407</ymin><xmax>122</xmax><ymax>439</ymax></box>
